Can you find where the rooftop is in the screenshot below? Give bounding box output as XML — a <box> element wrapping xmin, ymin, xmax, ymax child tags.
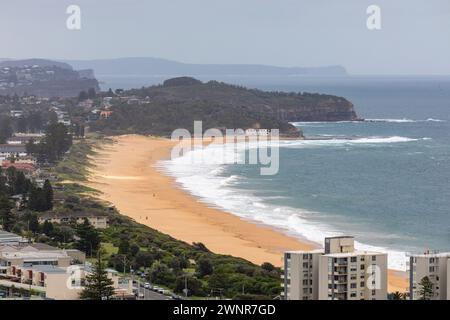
<box><xmin>410</xmin><ymin>252</ymin><xmax>450</xmax><ymax>258</ymax></box>
<box><xmin>28</xmin><ymin>265</ymin><xmax>66</xmax><ymax>274</ymax></box>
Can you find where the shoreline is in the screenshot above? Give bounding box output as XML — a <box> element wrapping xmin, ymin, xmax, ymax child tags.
<box><xmin>86</xmin><ymin>134</ymin><xmax>408</xmax><ymax>293</ymax></box>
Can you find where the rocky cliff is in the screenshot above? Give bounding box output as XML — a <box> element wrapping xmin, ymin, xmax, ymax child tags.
<box><xmin>0</xmin><ymin>59</ymin><xmax>100</xmax><ymax>98</ymax></box>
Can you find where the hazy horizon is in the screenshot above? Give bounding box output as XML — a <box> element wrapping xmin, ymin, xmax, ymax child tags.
<box><xmin>1</xmin><ymin>0</ymin><xmax>450</xmax><ymax>75</ymax></box>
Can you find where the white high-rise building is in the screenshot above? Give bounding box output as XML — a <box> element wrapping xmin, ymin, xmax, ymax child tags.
<box><xmin>283</xmin><ymin>236</ymin><xmax>388</xmax><ymax>300</ymax></box>
<box><xmin>408</xmin><ymin>252</ymin><xmax>450</xmax><ymax>300</ymax></box>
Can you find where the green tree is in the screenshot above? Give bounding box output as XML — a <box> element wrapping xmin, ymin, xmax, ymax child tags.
<box><xmin>79</xmin><ymin>253</ymin><xmax>115</xmax><ymax>300</ymax></box>
<box><xmin>148</xmin><ymin>261</ymin><xmax>175</xmax><ymax>285</ymax></box>
<box><xmin>29</xmin><ymin>123</ymin><xmax>73</xmax><ymax>163</ymax></box>
<box><xmin>196</xmin><ymin>256</ymin><xmax>213</xmax><ymax>277</ymax></box>
<box><xmin>118</xmin><ymin>239</ymin><xmax>130</xmax><ymax>255</ymax></box>
<box><xmin>261</xmin><ymin>262</ymin><xmax>275</xmax><ymax>272</ymax></box>
<box><xmin>75</xmin><ymin>218</ymin><xmax>101</xmax><ymax>257</ymax></box>
<box><xmin>174</xmin><ymin>275</ymin><xmax>205</xmax><ymax>296</ymax></box>
<box><xmin>28</xmin><ymin>213</ymin><xmax>40</xmax><ymax>234</ymax></box>
<box><xmin>0</xmin><ymin>116</ymin><xmax>13</xmax><ymax>144</ymax></box>
<box><xmin>27</xmin><ymin>185</ymin><xmax>47</xmax><ymax>212</ymax></box>
<box><xmin>419</xmin><ymin>276</ymin><xmax>434</xmax><ymax>300</ymax></box>
<box><xmin>43</xmin><ymin>180</ymin><xmax>53</xmax><ymax>210</ymax></box>
<box><xmin>0</xmin><ymin>195</ymin><xmax>15</xmax><ymax>231</ymax></box>
<box><xmin>42</xmin><ymin>220</ymin><xmax>54</xmax><ymax>236</ymax></box>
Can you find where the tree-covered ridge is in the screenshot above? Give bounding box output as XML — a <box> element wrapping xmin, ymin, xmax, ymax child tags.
<box><xmin>90</xmin><ymin>77</ymin><xmax>359</xmax><ymax>137</ymax></box>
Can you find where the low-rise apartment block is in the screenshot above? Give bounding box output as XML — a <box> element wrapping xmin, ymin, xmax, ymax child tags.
<box><xmin>408</xmin><ymin>251</ymin><xmax>450</xmax><ymax>300</ymax></box>
<box><xmin>38</xmin><ymin>212</ymin><xmax>109</xmax><ymax>229</ymax></box>
<box><xmin>283</xmin><ymin>236</ymin><xmax>388</xmax><ymax>300</ymax></box>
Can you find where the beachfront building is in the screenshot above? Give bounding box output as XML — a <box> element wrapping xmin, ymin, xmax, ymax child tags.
<box><xmin>283</xmin><ymin>236</ymin><xmax>388</xmax><ymax>300</ymax></box>
<box><xmin>408</xmin><ymin>252</ymin><xmax>450</xmax><ymax>300</ymax></box>
<box><xmin>38</xmin><ymin>212</ymin><xmax>109</xmax><ymax>229</ymax></box>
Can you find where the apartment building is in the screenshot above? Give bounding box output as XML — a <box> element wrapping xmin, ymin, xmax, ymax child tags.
<box><xmin>0</xmin><ymin>243</ymin><xmax>85</xmax><ymax>275</ymax></box>
<box><xmin>0</xmin><ymin>263</ymin><xmax>133</xmax><ymax>300</ymax></box>
<box><xmin>38</xmin><ymin>212</ymin><xmax>109</xmax><ymax>229</ymax></box>
<box><xmin>408</xmin><ymin>252</ymin><xmax>450</xmax><ymax>300</ymax></box>
<box><xmin>283</xmin><ymin>236</ymin><xmax>388</xmax><ymax>300</ymax></box>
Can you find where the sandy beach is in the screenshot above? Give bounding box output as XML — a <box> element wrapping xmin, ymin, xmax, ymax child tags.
<box><xmin>87</xmin><ymin>134</ymin><xmax>408</xmax><ymax>293</ymax></box>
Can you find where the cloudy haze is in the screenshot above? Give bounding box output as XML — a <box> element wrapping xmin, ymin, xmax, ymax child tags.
<box><xmin>1</xmin><ymin>0</ymin><xmax>450</xmax><ymax>75</ymax></box>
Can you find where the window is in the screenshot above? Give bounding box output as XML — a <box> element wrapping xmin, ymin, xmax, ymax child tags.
<box><xmin>360</xmin><ymin>281</ymin><xmax>365</xmax><ymax>287</ymax></box>
<box><xmin>303</xmin><ymin>279</ymin><xmax>308</xmax><ymax>285</ymax></box>
<box><xmin>372</xmin><ymin>290</ymin><xmax>376</xmax><ymax>295</ymax></box>
<box><xmin>429</xmin><ymin>266</ymin><xmax>435</xmax><ymax>273</ymax></box>
<box><xmin>303</xmin><ymin>254</ymin><xmax>309</xmax><ymax>260</ymax></box>
<box><xmin>372</xmin><ymin>256</ymin><xmax>376</xmax><ymax>261</ymax></box>
<box><xmin>351</xmin><ymin>257</ymin><xmax>357</xmax><ymax>263</ymax></box>
<box><xmin>350</xmin><ymin>292</ymin><xmax>357</xmax><ymax>298</ymax></box>
<box><xmin>303</xmin><ymin>262</ymin><xmax>308</xmax><ymax>268</ymax></box>
<box><xmin>350</xmin><ymin>283</ymin><xmax>357</xmax><ymax>289</ymax></box>
<box><xmin>360</xmin><ymin>265</ymin><xmax>365</xmax><ymax>270</ymax></box>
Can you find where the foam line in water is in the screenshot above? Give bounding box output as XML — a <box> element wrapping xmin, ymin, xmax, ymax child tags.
<box><xmin>160</xmin><ymin>141</ymin><xmax>409</xmax><ymax>271</ymax></box>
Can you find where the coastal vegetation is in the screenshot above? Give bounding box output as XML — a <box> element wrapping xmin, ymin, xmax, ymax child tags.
<box><xmin>18</xmin><ymin>138</ymin><xmax>281</xmax><ymax>299</ymax></box>
<box><xmin>90</xmin><ymin>77</ymin><xmax>358</xmax><ymax>137</ymax></box>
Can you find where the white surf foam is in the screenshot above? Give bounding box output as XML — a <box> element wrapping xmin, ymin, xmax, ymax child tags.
<box><xmin>160</xmin><ymin>139</ymin><xmax>414</xmax><ymax>271</ymax></box>
<box><xmin>292</xmin><ymin>118</ymin><xmax>446</xmax><ymax>125</ymax></box>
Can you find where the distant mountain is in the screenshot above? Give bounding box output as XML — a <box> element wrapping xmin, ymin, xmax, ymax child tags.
<box><xmin>63</xmin><ymin>57</ymin><xmax>348</xmax><ymax>77</ymax></box>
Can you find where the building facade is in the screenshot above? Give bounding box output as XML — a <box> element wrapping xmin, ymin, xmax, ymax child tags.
<box><xmin>283</xmin><ymin>236</ymin><xmax>388</xmax><ymax>300</ymax></box>
<box><xmin>408</xmin><ymin>252</ymin><xmax>450</xmax><ymax>300</ymax></box>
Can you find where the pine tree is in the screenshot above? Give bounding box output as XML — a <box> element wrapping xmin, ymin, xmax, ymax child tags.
<box><xmin>43</xmin><ymin>180</ymin><xmax>53</xmax><ymax>210</ymax></box>
<box><xmin>0</xmin><ymin>195</ymin><xmax>15</xmax><ymax>231</ymax></box>
<box><xmin>79</xmin><ymin>253</ymin><xmax>115</xmax><ymax>300</ymax></box>
<box><xmin>76</xmin><ymin>218</ymin><xmax>101</xmax><ymax>257</ymax></box>
<box><xmin>419</xmin><ymin>276</ymin><xmax>434</xmax><ymax>300</ymax></box>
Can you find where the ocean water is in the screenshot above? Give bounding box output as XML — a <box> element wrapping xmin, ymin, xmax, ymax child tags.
<box><xmin>114</xmin><ymin>75</ymin><xmax>450</xmax><ymax>271</ymax></box>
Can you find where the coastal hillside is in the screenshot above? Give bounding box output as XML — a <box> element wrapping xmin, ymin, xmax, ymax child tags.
<box><xmin>91</xmin><ymin>77</ymin><xmax>358</xmax><ymax>136</ymax></box>
<box><xmin>0</xmin><ymin>59</ymin><xmax>99</xmax><ymax>98</ymax></box>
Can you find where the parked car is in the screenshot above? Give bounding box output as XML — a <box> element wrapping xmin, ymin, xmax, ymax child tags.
<box><xmin>144</xmin><ymin>282</ymin><xmax>150</xmax><ymax>289</ymax></box>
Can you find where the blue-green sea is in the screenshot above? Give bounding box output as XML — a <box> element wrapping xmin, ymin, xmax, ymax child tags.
<box><xmin>106</xmin><ymin>75</ymin><xmax>450</xmax><ymax>271</ymax></box>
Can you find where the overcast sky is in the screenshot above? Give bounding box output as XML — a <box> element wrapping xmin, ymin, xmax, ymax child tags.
<box><xmin>1</xmin><ymin>0</ymin><xmax>450</xmax><ymax>75</ymax></box>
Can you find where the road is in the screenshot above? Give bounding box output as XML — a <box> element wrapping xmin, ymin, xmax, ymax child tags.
<box><xmin>135</xmin><ymin>284</ymin><xmax>178</xmax><ymax>300</ymax></box>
